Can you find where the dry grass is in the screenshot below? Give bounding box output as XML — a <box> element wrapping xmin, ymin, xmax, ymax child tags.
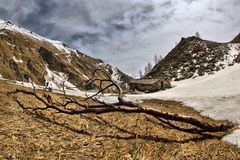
<box><xmin>0</xmin><ymin>80</ymin><xmax>240</xmax><ymax>160</ymax></box>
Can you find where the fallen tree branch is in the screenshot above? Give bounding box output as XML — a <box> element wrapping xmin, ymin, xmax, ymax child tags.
<box><xmin>84</xmin><ymin>69</ymin><xmax>123</xmax><ymax>100</ymax></box>
<box><xmin>9</xmin><ymin>68</ymin><xmax>234</xmax><ymax>135</ymax></box>
<box><xmin>10</xmin><ymin>88</ymin><xmax>233</xmax><ymax>134</ymax></box>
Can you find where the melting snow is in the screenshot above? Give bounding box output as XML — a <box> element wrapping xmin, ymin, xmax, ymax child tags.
<box><xmin>222</xmin><ymin>129</ymin><xmax>240</xmax><ymax>146</ymax></box>
<box><xmin>49</xmin><ymin>40</ymin><xmax>71</xmax><ymax>54</ymax></box>
<box><xmin>47</xmin><ymin>40</ymin><xmax>77</xmax><ymax>62</ymax></box>
<box><xmin>44</xmin><ymin>65</ymin><xmax>78</xmax><ymax>92</ymax></box>
<box><xmin>125</xmin><ymin>63</ymin><xmax>240</xmax><ymax>147</ymax></box>
<box><xmin>0</xmin><ymin>20</ymin><xmax>44</xmax><ymax>41</ymax></box>
<box><xmin>111</xmin><ymin>67</ymin><xmax>122</xmax><ymax>84</ymax></box>
<box><xmin>121</xmin><ymin>41</ymin><xmax>240</xmax><ymax>147</ymax></box>
<box><xmin>74</xmin><ymin>68</ymin><xmax>89</xmax><ymax>80</ymax></box>
<box><xmin>216</xmin><ymin>43</ymin><xmax>240</xmax><ymax>66</ymax></box>
<box><xmin>0</xmin><ymin>31</ymin><xmax>7</xmax><ymax>35</ymax></box>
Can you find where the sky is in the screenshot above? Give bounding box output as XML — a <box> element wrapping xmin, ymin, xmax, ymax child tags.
<box><xmin>0</xmin><ymin>0</ymin><xmax>239</xmax><ymax>77</ymax></box>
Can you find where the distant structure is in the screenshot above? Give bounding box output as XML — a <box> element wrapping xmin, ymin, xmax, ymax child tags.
<box><xmin>129</xmin><ymin>79</ymin><xmax>171</xmax><ymax>92</ymax></box>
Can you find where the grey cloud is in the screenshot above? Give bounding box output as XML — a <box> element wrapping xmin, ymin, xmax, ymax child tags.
<box><xmin>184</xmin><ymin>0</ymin><xmax>198</xmax><ymax>4</ymax></box>
<box><xmin>0</xmin><ymin>7</ymin><xmax>9</xmax><ymax>19</ymax></box>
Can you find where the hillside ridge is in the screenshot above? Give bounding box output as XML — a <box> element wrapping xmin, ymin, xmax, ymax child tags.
<box><xmin>0</xmin><ymin>20</ymin><xmax>131</xmax><ymax>90</ymax></box>
<box><xmin>146</xmin><ymin>35</ymin><xmax>240</xmax><ymax>81</ymax></box>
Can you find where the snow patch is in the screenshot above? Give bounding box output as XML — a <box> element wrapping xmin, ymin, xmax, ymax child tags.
<box><xmin>47</xmin><ymin>40</ymin><xmax>77</xmax><ymax>62</ymax></box>
<box><xmin>0</xmin><ymin>76</ymin><xmax>115</xmax><ymax>104</ymax></box>
<box><xmin>216</xmin><ymin>43</ymin><xmax>240</xmax><ymax>66</ymax></box>
<box><xmin>182</xmin><ymin>96</ymin><xmax>240</xmax><ymax>123</ymax></box>
<box><xmin>0</xmin><ymin>31</ymin><xmax>7</xmax><ymax>35</ymax></box>
<box><xmin>222</xmin><ymin>129</ymin><xmax>240</xmax><ymax>147</ymax></box>
<box><xmin>0</xmin><ymin>20</ymin><xmax>44</xmax><ymax>41</ymax></box>
<box><xmin>44</xmin><ymin>65</ymin><xmax>79</xmax><ymax>92</ymax></box>
<box><xmin>49</xmin><ymin>40</ymin><xmax>71</xmax><ymax>54</ymax></box>
<box><xmin>97</xmin><ymin>62</ymin><xmax>105</xmax><ymax>66</ymax></box>
<box><xmin>111</xmin><ymin>67</ymin><xmax>122</xmax><ymax>84</ymax></box>
<box><xmin>13</xmin><ymin>56</ymin><xmax>23</xmax><ymax>63</ymax></box>
<box><xmin>74</xmin><ymin>68</ymin><xmax>89</xmax><ymax>80</ymax></box>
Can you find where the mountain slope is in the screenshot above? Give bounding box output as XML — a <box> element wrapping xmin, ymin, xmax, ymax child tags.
<box><xmin>146</xmin><ymin>36</ymin><xmax>240</xmax><ymax>81</ymax></box>
<box><xmin>231</xmin><ymin>33</ymin><xmax>240</xmax><ymax>43</ymax></box>
<box><xmin>0</xmin><ymin>20</ymin><xmax>131</xmax><ymax>90</ymax></box>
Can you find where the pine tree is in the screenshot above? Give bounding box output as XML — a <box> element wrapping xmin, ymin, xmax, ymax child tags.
<box><xmin>158</xmin><ymin>55</ymin><xmax>163</xmax><ymax>62</ymax></box>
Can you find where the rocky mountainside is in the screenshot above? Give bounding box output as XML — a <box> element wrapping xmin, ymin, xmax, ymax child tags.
<box><xmin>146</xmin><ymin>35</ymin><xmax>240</xmax><ymax>81</ymax></box>
<box><xmin>0</xmin><ymin>20</ymin><xmax>131</xmax><ymax>90</ymax></box>
<box><xmin>231</xmin><ymin>33</ymin><xmax>240</xmax><ymax>43</ymax></box>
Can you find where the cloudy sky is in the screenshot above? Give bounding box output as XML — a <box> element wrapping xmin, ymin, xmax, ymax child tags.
<box><xmin>0</xmin><ymin>0</ymin><xmax>239</xmax><ymax>77</ymax></box>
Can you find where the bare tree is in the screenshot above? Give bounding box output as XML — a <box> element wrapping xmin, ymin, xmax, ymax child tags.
<box><xmin>139</xmin><ymin>70</ymin><xmax>143</xmax><ymax>78</ymax></box>
<box><xmin>59</xmin><ymin>74</ymin><xmax>68</xmax><ymax>96</ymax></box>
<box><xmin>147</xmin><ymin>62</ymin><xmax>152</xmax><ymax>73</ymax></box>
<box><xmin>154</xmin><ymin>54</ymin><xmax>158</xmax><ymax>65</ymax></box>
<box><xmin>154</xmin><ymin>54</ymin><xmax>163</xmax><ymax>66</ymax></box>
<box><xmin>28</xmin><ymin>77</ymin><xmax>36</xmax><ymax>92</ymax></box>
<box><xmin>10</xmin><ymin>69</ymin><xmax>233</xmax><ymax>134</ymax></box>
<box><xmin>195</xmin><ymin>32</ymin><xmax>200</xmax><ymax>38</ymax></box>
<box><xmin>158</xmin><ymin>55</ymin><xmax>163</xmax><ymax>62</ymax></box>
<box><xmin>144</xmin><ymin>66</ymin><xmax>148</xmax><ymax>75</ymax></box>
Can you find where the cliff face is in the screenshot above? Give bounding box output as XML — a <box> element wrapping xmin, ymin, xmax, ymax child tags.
<box><xmin>0</xmin><ymin>20</ymin><xmax>131</xmax><ymax>89</ymax></box>
<box><xmin>146</xmin><ymin>36</ymin><xmax>240</xmax><ymax>81</ymax></box>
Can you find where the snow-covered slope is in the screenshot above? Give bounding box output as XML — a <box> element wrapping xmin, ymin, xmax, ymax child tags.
<box><xmin>128</xmin><ymin>62</ymin><xmax>240</xmax><ymax>107</ymax></box>
<box><xmin>126</xmin><ymin>43</ymin><xmax>240</xmax><ymax>146</ymax></box>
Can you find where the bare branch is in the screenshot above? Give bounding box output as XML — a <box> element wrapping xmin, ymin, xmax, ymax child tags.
<box><xmin>10</xmin><ymin>88</ymin><xmax>233</xmax><ymax>134</ymax></box>
<box><xmin>84</xmin><ymin>69</ymin><xmax>123</xmax><ymax>99</ymax></box>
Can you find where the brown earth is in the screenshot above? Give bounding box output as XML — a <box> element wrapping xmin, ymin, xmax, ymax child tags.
<box><xmin>0</xmin><ymin>79</ymin><xmax>240</xmax><ymax>160</ymax></box>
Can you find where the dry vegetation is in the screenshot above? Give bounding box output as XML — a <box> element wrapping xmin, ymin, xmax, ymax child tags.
<box><xmin>0</xmin><ymin>29</ymin><xmax>129</xmax><ymax>89</ymax></box>
<box><xmin>0</xmin><ymin>80</ymin><xmax>240</xmax><ymax>160</ymax></box>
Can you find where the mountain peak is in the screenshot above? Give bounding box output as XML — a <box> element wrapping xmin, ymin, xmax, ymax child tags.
<box><xmin>146</xmin><ymin>36</ymin><xmax>240</xmax><ymax>81</ymax></box>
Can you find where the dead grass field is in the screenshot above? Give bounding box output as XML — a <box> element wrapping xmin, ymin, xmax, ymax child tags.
<box><xmin>0</xmin><ymin>80</ymin><xmax>240</xmax><ymax>160</ymax></box>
